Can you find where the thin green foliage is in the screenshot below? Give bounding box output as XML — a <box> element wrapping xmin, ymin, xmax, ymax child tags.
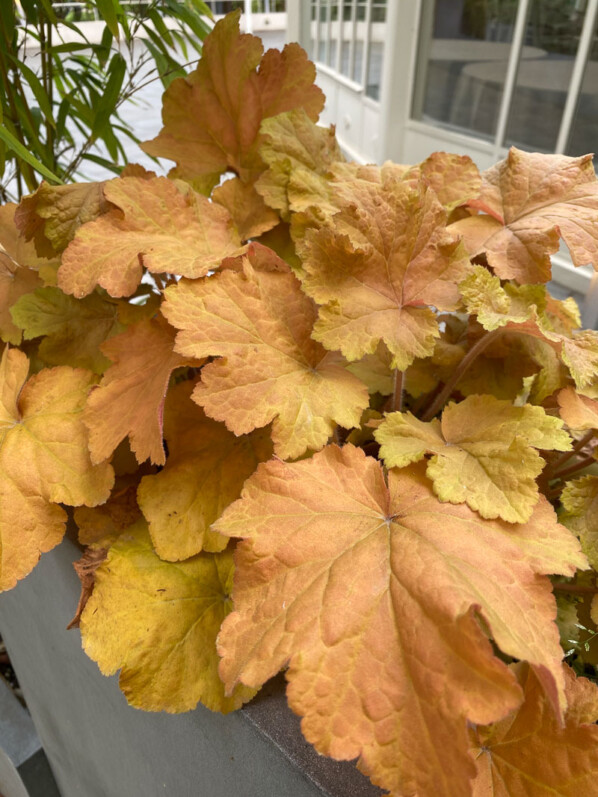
<box><xmin>0</xmin><ymin>0</ymin><xmax>212</xmax><ymax>201</ymax></box>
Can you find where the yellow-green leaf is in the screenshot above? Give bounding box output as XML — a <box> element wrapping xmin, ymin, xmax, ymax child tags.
<box><xmin>376</xmin><ymin>394</ymin><xmax>571</xmax><ymax>522</ymax></box>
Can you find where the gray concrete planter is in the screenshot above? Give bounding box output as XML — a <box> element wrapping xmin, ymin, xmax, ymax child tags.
<box><xmin>0</xmin><ymin>537</ymin><xmax>382</xmax><ymax>797</ymax></box>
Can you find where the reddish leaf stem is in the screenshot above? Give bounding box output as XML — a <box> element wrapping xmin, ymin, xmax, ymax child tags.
<box><xmin>546</xmin><ymin>430</ymin><xmax>595</xmax><ymax>477</ymax></box>
<box><xmin>390</xmin><ymin>369</ymin><xmax>404</xmax><ymax>413</ymax></box>
<box><xmin>421</xmin><ymin>328</ymin><xmax>504</xmax><ymax>421</ymax></box>
<box><xmin>552</xmin><ymin>583</ymin><xmax>598</xmax><ymax>595</ymax></box>
<box><xmin>552</xmin><ymin>453</ymin><xmax>596</xmax><ymax>482</ymax></box>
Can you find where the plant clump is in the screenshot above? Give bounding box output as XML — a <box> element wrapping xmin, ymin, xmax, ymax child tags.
<box><xmin>1</xmin><ymin>11</ymin><xmax>598</xmax><ymax>796</ymax></box>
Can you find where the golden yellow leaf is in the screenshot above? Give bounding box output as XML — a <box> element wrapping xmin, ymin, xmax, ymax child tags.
<box><xmin>557</xmin><ymin>386</ymin><xmax>598</xmax><ymax>430</ymax></box>
<box><xmin>84</xmin><ymin>316</ymin><xmax>195</xmax><ymax>466</ymax></box>
<box><xmin>58</xmin><ymin>176</ymin><xmax>245</xmax><ymax>298</ymax></box>
<box><xmin>376</xmin><ymin>395</ymin><xmax>571</xmax><ymax>522</ymax></box>
<box><xmin>470</xmin><ymin>663</ymin><xmax>598</xmax><ymax>796</ymax></box>
<box><xmin>137</xmin><ymin>379</ymin><xmax>273</xmax><ymax>561</ymax></box>
<box><xmin>162</xmin><ymin>261</ymin><xmax>369</xmax><ymax>459</ymax></box>
<box><xmin>10</xmin><ymin>287</ymin><xmax>123</xmax><ymax>373</ymax></box>
<box><xmin>561</xmin><ymin>475</ymin><xmax>598</xmax><ymax>570</ymax></box>
<box><xmin>216</xmin><ymin>446</ymin><xmax>585</xmax><ymax>797</ymax></box>
<box><xmin>143</xmin><ymin>11</ymin><xmax>324</xmax><ymax>193</ymax></box>
<box><xmin>0</xmin><ymin>349</ymin><xmax>114</xmax><ymax>590</ymax></box>
<box><xmin>80</xmin><ymin>518</ymin><xmax>256</xmax><ymax>713</ymax></box>
<box><xmin>299</xmin><ymin>174</ymin><xmax>471</xmax><ymax>370</ymax></box>
<box><xmin>452</xmin><ymin>148</ymin><xmax>598</xmax><ymax>283</ymax></box>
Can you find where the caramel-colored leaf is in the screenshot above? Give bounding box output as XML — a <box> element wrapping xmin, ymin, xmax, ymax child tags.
<box><xmin>80</xmin><ymin>518</ymin><xmax>256</xmax><ymax>713</ymax></box>
<box><xmin>0</xmin><ymin>202</ymin><xmax>59</xmax><ymax>274</ymax></box>
<box><xmin>376</xmin><ymin>395</ymin><xmax>571</xmax><ymax>522</ymax></box>
<box><xmin>453</xmin><ymin>148</ymin><xmax>598</xmax><ymax>283</ymax></box>
<box><xmin>58</xmin><ymin>176</ymin><xmax>244</xmax><ymax>298</ymax></box>
<box><xmin>0</xmin><ymin>253</ymin><xmax>42</xmax><ymax>344</ymax></box>
<box><xmin>470</xmin><ymin>663</ymin><xmax>598</xmax><ymax>796</ymax></box>
<box><xmin>561</xmin><ymin>475</ymin><xmax>598</xmax><ymax>570</ymax></box>
<box><xmin>16</xmin><ymin>181</ymin><xmax>108</xmax><ymax>252</ymax></box>
<box><xmin>0</xmin><ymin>349</ymin><xmax>114</xmax><ymax>590</ymax></box>
<box><xmin>162</xmin><ymin>261</ymin><xmax>369</xmax><ymax>459</ymax></box>
<box><xmin>212</xmin><ymin>177</ymin><xmax>279</xmax><ymax>240</ymax></box>
<box><xmin>216</xmin><ymin>446</ymin><xmax>585</xmax><ymax>797</ymax></box>
<box><xmin>142</xmin><ymin>11</ymin><xmax>324</xmax><ymax>192</ymax></box>
<box><xmin>137</xmin><ymin>379</ymin><xmax>273</xmax><ymax>561</ymax></box>
<box><xmin>74</xmin><ymin>473</ymin><xmax>143</xmax><ymax>550</ymax></box>
<box><xmin>299</xmin><ymin>175</ymin><xmax>471</xmax><ymax>370</ymax></box>
<box><xmin>84</xmin><ymin>316</ymin><xmax>195</xmax><ymax>466</ymax></box>
<box><xmin>420</xmin><ymin>151</ymin><xmax>481</xmax><ymax>211</ymax></box>
<box><xmin>557</xmin><ymin>386</ymin><xmax>598</xmax><ymax>430</ymax></box>
<box><xmin>67</xmin><ymin>547</ymin><xmax>108</xmax><ymax>630</ymax></box>
<box><xmin>10</xmin><ymin>286</ymin><xmax>123</xmax><ymax>372</ymax></box>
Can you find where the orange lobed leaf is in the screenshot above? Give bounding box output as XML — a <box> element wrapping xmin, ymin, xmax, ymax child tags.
<box><xmin>58</xmin><ymin>176</ymin><xmax>245</xmax><ymax>298</ymax></box>
<box><xmin>453</xmin><ymin>147</ymin><xmax>598</xmax><ymax>283</ymax></box>
<box><xmin>470</xmin><ymin>663</ymin><xmax>598</xmax><ymax>796</ymax></box>
<box><xmin>162</xmin><ymin>258</ymin><xmax>369</xmax><ymax>459</ymax></box>
<box><xmin>84</xmin><ymin>316</ymin><xmax>197</xmax><ymax>466</ymax></box>
<box><xmin>212</xmin><ymin>177</ymin><xmax>279</xmax><ymax>241</ymax></box>
<box><xmin>142</xmin><ymin>11</ymin><xmax>324</xmax><ymax>193</ymax></box>
<box><xmin>419</xmin><ymin>151</ymin><xmax>482</xmax><ymax>211</ymax></box>
<box><xmin>298</xmin><ymin>173</ymin><xmax>472</xmax><ymax>370</ymax></box>
<box><xmin>216</xmin><ymin>445</ymin><xmax>586</xmax><ymax>797</ymax></box>
<box><xmin>0</xmin><ymin>348</ymin><xmax>114</xmax><ymax>591</ymax></box>
<box><xmin>558</xmin><ymin>386</ymin><xmax>598</xmax><ymax>430</ymax></box>
<box><xmin>137</xmin><ymin>379</ymin><xmax>273</xmax><ymax>561</ymax></box>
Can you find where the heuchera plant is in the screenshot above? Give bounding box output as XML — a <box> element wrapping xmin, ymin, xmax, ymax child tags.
<box><xmin>2</xmin><ymin>10</ymin><xmax>598</xmax><ymax>796</ymax></box>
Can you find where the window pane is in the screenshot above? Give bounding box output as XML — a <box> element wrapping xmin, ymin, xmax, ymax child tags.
<box><xmin>413</xmin><ymin>0</ymin><xmax>519</xmax><ymax>140</ymax></box>
<box><xmin>566</xmin><ymin>18</ymin><xmax>598</xmax><ymax>156</ymax></box>
<box><xmin>366</xmin><ymin>42</ymin><xmax>384</xmax><ymax>99</ymax></box>
<box><xmin>504</xmin><ymin>0</ymin><xmax>585</xmax><ymax>152</ymax></box>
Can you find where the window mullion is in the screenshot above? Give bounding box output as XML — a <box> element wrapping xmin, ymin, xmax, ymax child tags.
<box><xmin>493</xmin><ymin>0</ymin><xmax>531</xmax><ymax>154</ymax></box>
<box><xmin>555</xmin><ymin>0</ymin><xmax>598</xmax><ymax>154</ymax></box>
<box><xmin>360</xmin><ymin>0</ymin><xmax>372</xmax><ymax>89</ymax></box>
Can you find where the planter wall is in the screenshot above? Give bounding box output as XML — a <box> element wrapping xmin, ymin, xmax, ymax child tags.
<box><xmin>0</xmin><ymin>537</ymin><xmax>382</xmax><ymax>797</ymax></box>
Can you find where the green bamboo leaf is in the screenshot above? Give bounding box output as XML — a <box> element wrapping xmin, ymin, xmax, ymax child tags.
<box><xmin>8</xmin><ymin>55</ymin><xmax>55</xmax><ymax>128</ymax></box>
<box><xmin>92</xmin><ymin>52</ymin><xmax>126</xmax><ymax>136</ymax></box>
<box><xmin>0</xmin><ymin>126</ymin><xmax>62</xmax><ymax>184</ymax></box>
<box><xmin>95</xmin><ymin>0</ymin><xmax>120</xmax><ymax>39</ymax></box>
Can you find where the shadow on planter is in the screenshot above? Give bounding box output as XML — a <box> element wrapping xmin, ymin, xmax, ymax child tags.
<box><xmin>0</xmin><ymin>538</ymin><xmax>383</xmax><ymax>797</ymax></box>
